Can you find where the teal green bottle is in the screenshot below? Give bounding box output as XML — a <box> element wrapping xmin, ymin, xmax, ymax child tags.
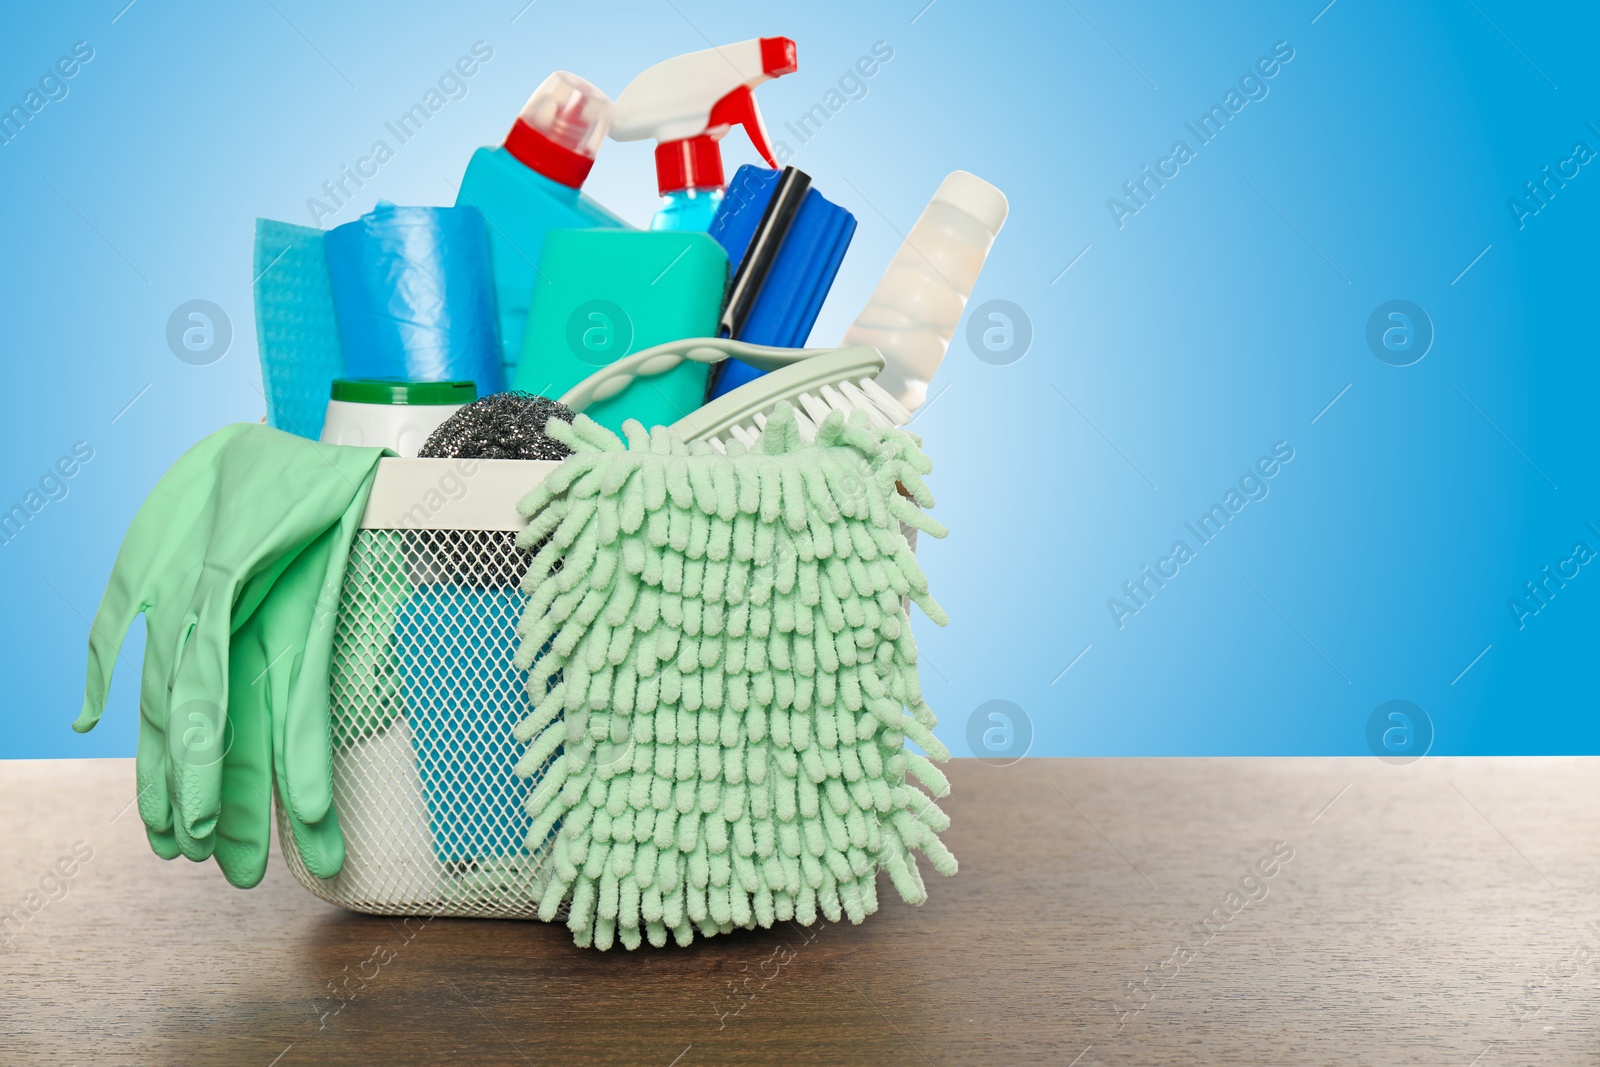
<box><xmin>512</xmin><ymin>229</ymin><xmax>728</xmax><ymax>432</ymax></box>
<box><xmin>454</xmin><ymin>72</ymin><xmax>627</xmax><ymax>381</ymax></box>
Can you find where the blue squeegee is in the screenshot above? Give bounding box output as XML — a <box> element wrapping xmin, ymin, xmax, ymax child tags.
<box><xmin>707</xmin><ymin>165</ymin><xmax>857</xmax><ymax>399</ymax></box>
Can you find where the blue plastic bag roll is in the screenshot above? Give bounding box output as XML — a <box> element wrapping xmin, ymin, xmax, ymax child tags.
<box><xmin>325</xmin><ymin>203</ymin><xmax>504</xmax><ymax>393</ymax></box>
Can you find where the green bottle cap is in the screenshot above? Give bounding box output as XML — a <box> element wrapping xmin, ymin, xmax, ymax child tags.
<box><xmin>330</xmin><ymin>379</ymin><xmax>478</xmax><ymax>406</ymax></box>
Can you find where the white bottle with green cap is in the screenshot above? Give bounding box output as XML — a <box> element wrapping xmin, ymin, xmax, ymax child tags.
<box><xmin>319</xmin><ymin>379</ymin><xmax>476</xmax><ymax>457</ymax></box>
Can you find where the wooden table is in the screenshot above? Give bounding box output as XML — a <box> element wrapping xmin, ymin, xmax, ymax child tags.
<box><xmin>3</xmin><ymin>757</ymin><xmax>1597</xmax><ymax>1065</ymax></box>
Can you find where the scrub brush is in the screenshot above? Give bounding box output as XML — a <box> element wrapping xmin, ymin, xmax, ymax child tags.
<box><xmin>556</xmin><ymin>337</ymin><xmax>911</xmax><ymax>452</ymax></box>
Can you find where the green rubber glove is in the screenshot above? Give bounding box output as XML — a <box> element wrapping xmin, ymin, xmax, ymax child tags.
<box><xmin>164</xmin><ymin>430</ymin><xmax>384</xmax><ymax>852</ymax></box>
<box><xmin>247</xmin><ymin>475</ymin><xmax>376</xmax><ymax>882</ymax></box>
<box><xmin>77</xmin><ymin>424</ymin><xmax>250</xmax><ymax>862</ymax></box>
<box><xmin>76</xmin><ymin>425</ymin><xmax>385</xmax><ymax>884</ymax></box>
<box><xmin>210</xmin><ymin>515</ymin><xmax>362</xmax><ymax>886</ymax></box>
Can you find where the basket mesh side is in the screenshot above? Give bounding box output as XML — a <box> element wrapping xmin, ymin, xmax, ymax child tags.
<box><xmin>276</xmin><ymin>528</ymin><xmax>555</xmax><ymax>918</ymax></box>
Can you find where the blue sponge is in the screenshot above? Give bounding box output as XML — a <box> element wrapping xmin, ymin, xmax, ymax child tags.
<box><xmin>707</xmin><ymin>166</ymin><xmax>856</xmax><ymax>398</ymax></box>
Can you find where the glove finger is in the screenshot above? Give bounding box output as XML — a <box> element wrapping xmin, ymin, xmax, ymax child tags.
<box><xmin>145</xmin><ymin>824</ymin><xmax>182</xmax><ymax>860</ymax></box>
<box><xmin>126</xmin><ymin>591</ymin><xmax>190</xmax><ymax>845</ymax></box>
<box><xmin>171</xmin><ymin>812</ymin><xmax>218</xmax><ymax>862</ymax></box>
<box><xmin>289</xmin><ymin>810</ymin><xmax>346</xmax><ymax>881</ymax></box>
<box><xmin>134</xmin><ymin>670</ymin><xmax>174</xmax><ymax>837</ymax></box>
<box><xmin>77</xmin><ymin>574</ymin><xmax>148</xmax><ymax>736</ymax></box>
<box><xmin>134</xmin><ymin>729</ymin><xmax>173</xmax><ymax>836</ymax></box>
<box><xmin>261</xmin><ymin>622</ymin><xmax>346</xmax><ymax>880</ymax></box>
<box><xmin>283</xmin><ymin>453</ymin><xmax>384</xmax><ymax>823</ymax></box>
<box><xmin>215</xmin><ymin>631</ymin><xmax>274</xmax><ymax>889</ymax></box>
<box><xmin>281</xmin><ymin>643</ymin><xmax>334</xmax><ymax>826</ymax></box>
<box><xmin>167</xmin><ymin>601</ymin><xmax>232</xmax><ymax>843</ymax></box>
<box><xmin>163</xmin><ymin>614</ymin><xmax>219</xmax><ymax>861</ymax></box>
<box><xmin>282</xmin><ymin>526</ymin><xmax>350</xmax><ymax>826</ymax></box>
<box><xmin>213</xmin><ymin>836</ymin><xmax>268</xmax><ymax>890</ymax></box>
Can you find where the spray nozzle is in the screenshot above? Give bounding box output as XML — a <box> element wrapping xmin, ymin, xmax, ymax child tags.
<box><xmin>611</xmin><ymin>37</ymin><xmax>797</xmax><ymax>195</ymax></box>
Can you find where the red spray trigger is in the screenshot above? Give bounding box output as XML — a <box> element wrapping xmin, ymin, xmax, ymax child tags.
<box><xmin>707</xmin><ymin>85</ymin><xmax>778</xmax><ymax>168</ymax></box>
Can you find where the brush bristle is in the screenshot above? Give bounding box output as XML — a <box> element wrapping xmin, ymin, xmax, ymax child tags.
<box><xmin>704</xmin><ymin>372</ymin><xmax>910</xmax><ymax>452</ymax></box>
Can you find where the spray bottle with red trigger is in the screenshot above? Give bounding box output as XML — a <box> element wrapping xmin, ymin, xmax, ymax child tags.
<box><xmin>609</xmin><ymin>37</ymin><xmax>798</xmax><ymax>231</ymax></box>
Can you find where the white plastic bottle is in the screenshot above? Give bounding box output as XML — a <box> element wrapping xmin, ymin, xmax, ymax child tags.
<box><xmin>842</xmin><ymin>171</ymin><xmax>1009</xmax><ymax>412</ymax></box>
<box><xmin>319</xmin><ymin>379</ymin><xmax>475</xmax><ymax>457</ymax></box>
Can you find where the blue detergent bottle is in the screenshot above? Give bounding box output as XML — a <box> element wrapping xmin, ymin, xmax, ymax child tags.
<box><xmin>608</xmin><ymin>37</ymin><xmax>798</xmax><ymax>232</ymax></box>
<box><xmin>456</xmin><ymin>72</ymin><xmax>628</xmax><ymax>380</ymax></box>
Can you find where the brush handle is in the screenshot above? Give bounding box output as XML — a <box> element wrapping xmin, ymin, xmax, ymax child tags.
<box><xmin>557</xmin><ymin>337</ymin><xmax>827</xmax><ymax>414</ymax></box>
<box><xmin>669</xmin><ymin>345</ymin><xmax>890</xmax><ymax>445</ymax></box>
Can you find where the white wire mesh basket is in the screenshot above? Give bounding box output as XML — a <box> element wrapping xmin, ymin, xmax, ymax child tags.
<box><xmin>276</xmin><ymin>433</ymin><xmax>923</xmax><ymax>921</ymax></box>
<box><xmin>275</xmin><ymin>458</ymin><xmax>564</xmax><ymax>918</ymax></box>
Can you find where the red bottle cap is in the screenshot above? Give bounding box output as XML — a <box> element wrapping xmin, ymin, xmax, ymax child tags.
<box><xmin>502</xmin><ymin>72</ymin><xmax>610</xmax><ymax>189</ymax></box>
<box><xmin>505</xmin><ymin>121</ymin><xmax>597</xmax><ymax>188</ymax></box>
<box><xmin>654</xmin><ymin>134</ymin><xmax>726</xmax><ymax>195</ymax></box>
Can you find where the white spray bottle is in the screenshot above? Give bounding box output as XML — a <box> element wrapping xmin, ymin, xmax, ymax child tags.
<box><xmin>842</xmin><ymin>171</ymin><xmax>1009</xmax><ymax>412</ymax></box>
<box><xmin>609</xmin><ymin>37</ymin><xmax>798</xmax><ymax>231</ymax></box>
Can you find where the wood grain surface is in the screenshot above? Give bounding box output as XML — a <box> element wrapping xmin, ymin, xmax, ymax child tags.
<box><xmin>2</xmin><ymin>757</ymin><xmax>1597</xmax><ymax>1066</ymax></box>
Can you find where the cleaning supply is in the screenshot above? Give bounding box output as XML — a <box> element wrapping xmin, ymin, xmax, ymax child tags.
<box><xmin>254</xmin><ymin>219</ymin><xmax>346</xmax><ymax>439</ymax></box>
<box><xmin>299</xmin><ymin>462</ymin><xmax>570</xmax><ymax>915</ymax></box>
<box><xmin>254</xmin><ymin>203</ymin><xmax>518</xmax><ymax>440</ymax></box>
<box><xmin>511</xmin><ymin>228</ymin><xmax>727</xmax><ymax>432</ymax></box>
<box><xmin>320</xmin><ymin>379</ymin><xmax>477</xmax><ymax>457</ymax></box>
<box><xmin>707</xmin><ymin>164</ymin><xmax>858</xmax><ymax>398</ymax></box>
<box><xmin>397</xmin><ymin>398</ymin><xmax>577</xmax><ymax>864</ymax></box>
<box><xmin>419</xmin><ymin>392</ymin><xmax>577</xmax><ymax>462</ymax></box>
<box><xmin>455</xmin><ymin>72</ymin><xmax>628</xmax><ymax>376</ymax></box>
<box><xmin>610</xmin><ymin>36</ymin><xmax>798</xmax><ymax>231</ymax></box>
<box><xmin>328</xmin><ymin>713</ymin><xmax>443</xmax><ymax>906</ymax></box>
<box><xmin>417</xmin><ymin>392</ymin><xmax>577</xmax><ymax>586</ymax></box>
<box><xmin>552</xmin><ymin>336</ymin><xmax>911</xmax><ymax>451</ymax></box>
<box><xmin>317</xmin><ymin>525</ymin><xmax>460</xmax><ymax>908</ymax></box>
<box><xmin>717</xmin><ymin>166</ymin><xmax>811</xmax><ymax>340</ymax></box>
<box><xmin>398</xmin><ymin>583</ymin><xmax>532</xmax><ymax>866</ymax></box>
<box><xmin>229</xmin><ymin>505</ymin><xmax>373</xmax><ymax>879</ymax></box>
<box><xmin>75</xmin><ymin>425</ymin><xmax>387</xmax><ymax>886</ymax></box>
<box><xmin>674</xmin><ymin>347</ymin><xmax>909</xmax><ymax>450</ymax></box>
<box><xmin>510</xmin><ymin>404</ymin><xmax>955</xmax><ymax>949</ymax></box>
<box><xmin>325</xmin><ymin>203</ymin><xmax>504</xmax><ymax>394</ymax></box>
<box><xmin>842</xmin><ymin>171</ymin><xmax>1009</xmax><ymax>411</ymax></box>
<box><xmin>330</xmin><ymin>529</ymin><xmax>411</xmax><ymax>750</ymax></box>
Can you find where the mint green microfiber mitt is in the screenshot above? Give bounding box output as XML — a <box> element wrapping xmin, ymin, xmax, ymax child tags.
<box><xmin>511</xmin><ymin>403</ymin><xmax>954</xmax><ymax>950</ymax></box>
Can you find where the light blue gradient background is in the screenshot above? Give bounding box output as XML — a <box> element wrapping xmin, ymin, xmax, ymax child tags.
<box><xmin>2</xmin><ymin>0</ymin><xmax>1594</xmax><ymax>759</ymax></box>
